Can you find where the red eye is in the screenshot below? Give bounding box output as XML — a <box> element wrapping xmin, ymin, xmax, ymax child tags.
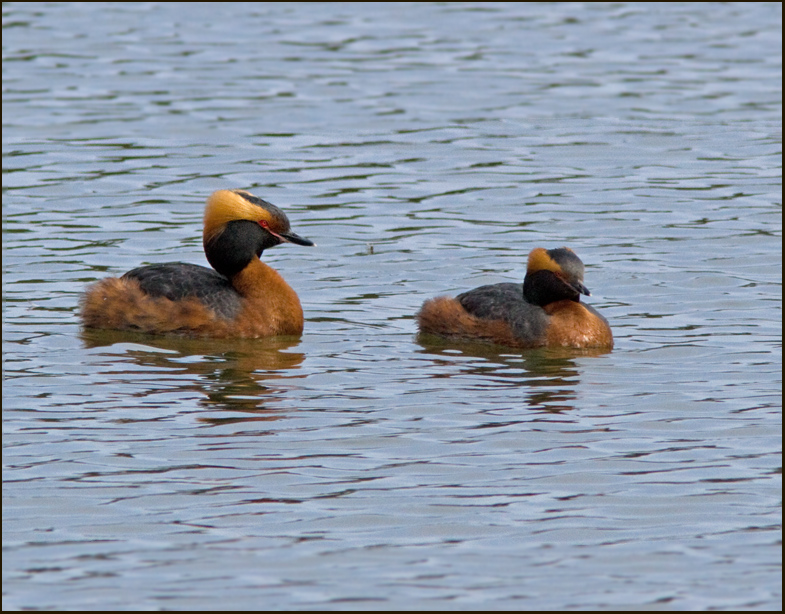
<box><xmin>259</xmin><ymin>220</ymin><xmax>269</xmax><ymax>229</ymax></box>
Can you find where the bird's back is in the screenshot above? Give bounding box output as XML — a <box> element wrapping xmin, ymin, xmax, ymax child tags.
<box><xmin>123</xmin><ymin>262</ymin><xmax>243</xmax><ymax>320</ymax></box>
<box><xmin>458</xmin><ymin>282</ymin><xmax>550</xmax><ymax>344</ymax></box>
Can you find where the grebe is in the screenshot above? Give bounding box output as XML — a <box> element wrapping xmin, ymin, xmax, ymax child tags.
<box><xmin>417</xmin><ymin>247</ymin><xmax>613</xmax><ymax>349</ymax></box>
<box><xmin>81</xmin><ymin>189</ymin><xmax>314</xmax><ymax>338</ymax></box>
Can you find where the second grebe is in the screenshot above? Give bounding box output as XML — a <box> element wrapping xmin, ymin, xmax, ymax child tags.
<box><xmin>417</xmin><ymin>247</ymin><xmax>613</xmax><ymax>349</ymax></box>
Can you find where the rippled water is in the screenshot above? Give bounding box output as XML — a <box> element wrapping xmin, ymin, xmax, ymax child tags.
<box><xmin>3</xmin><ymin>2</ymin><xmax>781</xmax><ymax>610</ymax></box>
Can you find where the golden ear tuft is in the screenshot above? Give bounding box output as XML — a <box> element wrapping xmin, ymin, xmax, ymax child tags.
<box><xmin>527</xmin><ymin>247</ymin><xmax>563</xmax><ymax>274</ymax></box>
<box><xmin>203</xmin><ymin>190</ymin><xmax>277</xmax><ymax>242</ymax></box>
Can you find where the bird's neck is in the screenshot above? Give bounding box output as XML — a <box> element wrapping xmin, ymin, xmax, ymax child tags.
<box><xmin>230</xmin><ymin>257</ymin><xmax>293</xmax><ymax>298</ymax></box>
<box><xmin>230</xmin><ymin>257</ymin><xmax>304</xmax><ymax>336</ymax></box>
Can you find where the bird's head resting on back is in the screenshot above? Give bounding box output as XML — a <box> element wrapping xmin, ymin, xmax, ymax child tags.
<box><xmin>523</xmin><ymin>247</ymin><xmax>591</xmax><ymax>307</ymax></box>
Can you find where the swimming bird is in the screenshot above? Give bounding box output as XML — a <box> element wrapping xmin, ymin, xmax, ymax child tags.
<box><xmin>417</xmin><ymin>247</ymin><xmax>613</xmax><ymax>349</ymax></box>
<box><xmin>80</xmin><ymin>189</ymin><xmax>314</xmax><ymax>338</ymax></box>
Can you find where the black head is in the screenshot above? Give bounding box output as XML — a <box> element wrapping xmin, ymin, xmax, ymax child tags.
<box><xmin>202</xmin><ymin>189</ymin><xmax>313</xmax><ymax>278</ymax></box>
<box><xmin>523</xmin><ymin>247</ymin><xmax>591</xmax><ymax>306</ymax></box>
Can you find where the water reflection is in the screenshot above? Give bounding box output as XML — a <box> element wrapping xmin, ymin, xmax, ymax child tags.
<box><xmin>80</xmin><ymin>328</ymin><xmax>305</xmax><ymax>419</ymax></box>
<box><xmin>417</xmin><ymin>334</ymin><xmax>611</xmax><ymax>413</ymax></box>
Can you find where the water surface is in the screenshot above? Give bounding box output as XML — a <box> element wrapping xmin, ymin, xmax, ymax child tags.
<box><xmin>3</xmin><ymin>2</ymin><xmax>781</xmax><ymax>610</ymax></box>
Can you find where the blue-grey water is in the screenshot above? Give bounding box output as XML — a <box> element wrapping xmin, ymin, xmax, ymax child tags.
<box><xmin>3</xmin><ymin>2</ymin><xmax>781</xmax><ymax>610</ymax></box>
